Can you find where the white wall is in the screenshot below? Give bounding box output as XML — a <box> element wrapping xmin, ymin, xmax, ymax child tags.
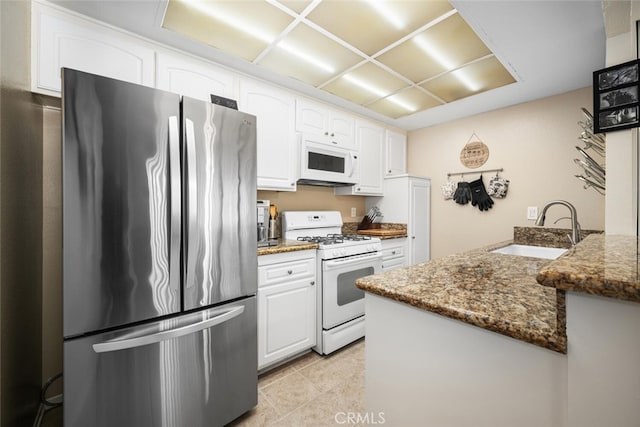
<box><xmin>603</xmin><ymin>2</ymin><xmax>639</xmax><ymax>235</ymax></box>
<box><xmin>408</xmin><ymin>87</ymin><xmax>605</xmax><ymax>259</ymax></box>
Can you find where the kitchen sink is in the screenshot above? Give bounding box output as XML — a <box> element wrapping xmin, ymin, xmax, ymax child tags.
<box><xmin>490</xmin><ymin>244</ymin><xmax>568</xmax><ymax>260</ymax></box>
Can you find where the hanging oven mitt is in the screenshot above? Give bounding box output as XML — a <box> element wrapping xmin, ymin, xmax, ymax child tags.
<box><xmin>453</xmin><ymin>181</ymin><xmax>471</xmax><ymax>205</ymax></box>
<box><xmin>487</xmin><ymin>175</ymin><xmax>509</xmax><ymax>198</ymax></box>
<box><xmin>469</xmin><ymin>176</ymin><xmax>494</xmax><ymax>211</ymax></box>
<box><xmin>441</xmin><ymin>179</ymin><xmax>457</xmax><ymax>200</ymax></box>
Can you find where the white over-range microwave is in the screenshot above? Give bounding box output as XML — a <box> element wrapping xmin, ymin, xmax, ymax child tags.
<box><xmin>298</xmin><ymin>134</ymin><xmax>359</xmax><ymax>186</ymax></box>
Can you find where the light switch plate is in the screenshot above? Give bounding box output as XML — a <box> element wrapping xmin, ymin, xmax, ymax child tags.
<box><xmin>351</xmin><ymin>207</ymin><xmax>357</xmax><ymax>217</ymax></box>
<box><xmin>527</xmin><ymin>206</ymin><xmax>538</xmax><ymax>220</ymax></box>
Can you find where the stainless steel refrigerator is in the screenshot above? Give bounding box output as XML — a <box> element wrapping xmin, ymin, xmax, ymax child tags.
<box><xmin>62</xmin><ymin>68</ymin><xmax>257</xmax><ymax>427</ymax></box>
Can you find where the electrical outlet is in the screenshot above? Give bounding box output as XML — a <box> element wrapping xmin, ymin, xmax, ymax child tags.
<box><xmin>351</xmin><ymin>207</ymin><xmax>357</xmax><ymax>217</ymax></box>
<box><xmin>527</xmin><ymin>206</ymin><xmax>538</xmax><ymax>220</ymax></box>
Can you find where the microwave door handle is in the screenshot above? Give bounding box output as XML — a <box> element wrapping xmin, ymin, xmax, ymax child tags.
<box><xmin>185</xmin><ymin>118</ymin><xmax>198</xmax><ymax>289</ymax></box>
<box><xmin>168</xmin><ymin>116</ymin><xmax>181</xmax><ymax>295</ymax></box>
<box><xmin>92</xmin><ymin>306</ymin><xmax>245</xmax><ymax>353</ymax></box>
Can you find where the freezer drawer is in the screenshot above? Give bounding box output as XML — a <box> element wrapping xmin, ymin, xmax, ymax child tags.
<box><xmin>64</xmin><ymin>297</ymin><xmax>257</xmax><ymax>427</ymax></box>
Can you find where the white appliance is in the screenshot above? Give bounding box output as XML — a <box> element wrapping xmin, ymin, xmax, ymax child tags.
<box><xmin>367</xmin><ymin>175</ymin><xmax>431</xmax><ymax>264</ymax></box>
<box><xmin>281</xmin><ymin>211</ymin><xmax>381</xmax><ymax>354</ymax></box>
<box><xmin>298</xmin><ymin>134</ymin><xmax>359</xmax><ymax>186</ymax></box>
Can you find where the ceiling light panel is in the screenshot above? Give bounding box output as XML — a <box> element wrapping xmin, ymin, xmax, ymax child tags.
<box><xmin>323</xmin><ymin>62</ymin><xmax>409</xmax><ymax>105</ymax></box>
<box><xmin>421</xmin><ymin>56</ymin><xmax>516</xmax><ymax>102</ymax></box>
<box><xmin>163</xmin><ymin>0</ymin><xmax>293</xmax><ymax>61</ymax></box>
<box><xmin>306</xmin><ymin>0</ymin><xmax>453</xmax><ymax>56</ymax></box>
<box><xmin>377</xmin><ymin>13</ymin><xmax>492</xmax><ymax>84</ymax></box>
<box><xmin>258</xmin><ymin>23</ymin><xmax>362</xmax><ymax>86</ymax></box>
<box><xmin>367</xmin><ymin>87</ymin><xmax>443</xmax><ymax>119</ymax></box>
<box><xmin>275</xmin><ymin>0</ymin><xmax>314</xmax><ymax>15</ymax></box>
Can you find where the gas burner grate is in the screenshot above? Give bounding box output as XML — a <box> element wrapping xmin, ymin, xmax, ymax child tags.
<box><xmin>297</xmin><ymin>236</ymin><xmax>344</xmax><ymax>245</ymax></box>
<box><xmin>327</xmin><ymin>234</ymin><xmax>372</xmax><ymax>242</ymax></box>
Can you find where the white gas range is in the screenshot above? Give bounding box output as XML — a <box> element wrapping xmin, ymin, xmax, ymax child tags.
<box><xmin>281</xmin><ymin>211</ymin><xmax>382</xmax><ymax>355</ymax></box>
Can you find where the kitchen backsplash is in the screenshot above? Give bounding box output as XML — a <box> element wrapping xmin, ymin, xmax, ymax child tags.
<box><xmin>258</xmin><ymin>185</ymin><xmax>366</xmax><ymax>221</ymax></box>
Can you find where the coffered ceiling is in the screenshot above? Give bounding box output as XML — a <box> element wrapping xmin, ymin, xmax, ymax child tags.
<box><xmin>49</xmin><ymin>0</ymin><xmax>606</xmax><ymax>130</ymax></box>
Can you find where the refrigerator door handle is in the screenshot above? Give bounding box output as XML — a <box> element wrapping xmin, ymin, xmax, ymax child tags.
<box><xmin>92</xmin><ymin>305</ymin><xmax>245</xmax><ymax>353</ymax></box>
<box><xmin>184</xmin><ymin>118</ymin><xmax>198</xmax><ymax>289</ymax></box>
<box><xmin>168</xmin><ymin>116</ymin><xmax>181</xmax><ymax>294</ymax></box>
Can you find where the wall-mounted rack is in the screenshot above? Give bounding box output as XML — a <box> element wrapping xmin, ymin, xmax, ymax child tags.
<box><xmin>447</xmin><ymin>168</ymin><xmax>503</xmax><ymax>178</ymax></box>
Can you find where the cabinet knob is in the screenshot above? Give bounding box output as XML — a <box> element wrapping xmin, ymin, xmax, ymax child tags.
<box><xmin>287</xmin><ymin>270</ymin><xmax>293</xmax><ymax>275</ymax></box>
<box><xmin>391</xmin><ymin>250</ymin><xmax>396</xmax><ymax>254</ymax></box>
<box><xmin>324</xmin><ymin>131</ymin><xmax>329</xmax><ymax>136</ymax></box>
<box><xmin>412</xmin><ymin>236</ymin><xmax>416</xmax><ymax>239</ymax></box>
<box><xmin>330</xmin><ymin>133</ymin><xmax>335</xmax><ymax>137</ymax></box>
<box><xmin>291</xmin><ymin>182</ymin><xmax>295</xmax><ymax>186</ymax></box>
<box><xmin>388</xmin><ymin>170</ymin><xmax>392</xmax><ymax>173</ymax></box>
<box><xmin>356</xmin><ymin>187</ymin><xmax>361</xmax><ymax>191</ymax></box>
<box><xmin>310</xmin><ymin>281</ymin><xmax>315</xmax><ymax>286</ymax></box>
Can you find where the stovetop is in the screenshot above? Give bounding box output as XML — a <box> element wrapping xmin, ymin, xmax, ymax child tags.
<box><xmin>296</xmin><ymin>234</ymin><xmax>375</xmax><ymax>245</ymax></box>
<box><xmin>281</xmin><ymin>211</ymin><xmax>381</xmax><ymax>259</ymax></box>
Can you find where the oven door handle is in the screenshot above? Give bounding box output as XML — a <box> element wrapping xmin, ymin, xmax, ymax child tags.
<box><xmin>323</xmin><ymin>252</ymin><xmax>382</xmax><ymax>269</ymax></box>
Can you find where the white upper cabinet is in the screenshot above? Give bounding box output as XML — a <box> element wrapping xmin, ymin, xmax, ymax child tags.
<box><xmin>386</xmin><ymin>130</ymin><xmax>407</xmax><ymax>176</ymax></box>
<box><xmin>32</xmin><ymin>1</ymin><xmax>155</xmax><ymax>96</ymax></box>
<box><xmin>296</xmin><ymin>98</ymin><xmax>356</xmax><ymax>150</ymax></box>
<box><xmin>239</xmin><ymin>78</ymin><xmax>297</xmax><ymax>191</ymax></box>
<box><xmin>335</xmin><ymin>120</ymin><xmax>384</xmax><ymax>196</ymax></box>
<box><xmin>156</xmin><ymin>52</ymin><xmax>237</xmax><ymax>102</ymax></box>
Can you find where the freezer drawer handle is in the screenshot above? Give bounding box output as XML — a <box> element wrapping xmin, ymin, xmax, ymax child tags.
<box><xmin>92</xmin><ymin>306</ymin><xmax>245</xmax><ymax>353</ymax></box>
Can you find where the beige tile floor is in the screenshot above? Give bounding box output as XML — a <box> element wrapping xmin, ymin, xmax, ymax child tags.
<box><xmin>228</xmin><ymin>339</ymin><xmax>366</xmax><ymax>427</ymax></box>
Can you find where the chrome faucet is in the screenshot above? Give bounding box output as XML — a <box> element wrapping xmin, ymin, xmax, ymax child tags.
<box><xmin>535</xmin><ymin>200</ymin><xmax>582</xmax><ymax>245</ymax></box>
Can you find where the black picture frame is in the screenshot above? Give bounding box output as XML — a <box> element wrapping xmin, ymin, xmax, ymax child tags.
<box><xmin>593</xmin><ymin>59</ymin><xmax>640</xmax><ymax>133</ymax></box>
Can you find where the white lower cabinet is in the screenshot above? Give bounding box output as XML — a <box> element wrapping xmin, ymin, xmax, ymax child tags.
<box><xmin>380</xmin><ymin>238</ymin><xmax>407</xmax><ymax>272</ymax></box>
<box><xmin>258</xmin><ymin>250</ymin><xmax>316</xmax><ymax>370</ymax></box>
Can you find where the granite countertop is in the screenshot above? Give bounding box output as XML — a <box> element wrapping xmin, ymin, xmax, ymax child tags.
<box><xmin>257</xmin><ymin>240</ymin><xmax>318</xmax><ymax>256</ymax></box>
<box><xmin>356</xmin><ymin>241</ymin><xmax>567</xmax><ymax>353</ymax></box>
<box><xmin>537</xmin><ymin>234</ymin><xmax>640</xmax><ymax>303</ymax></box>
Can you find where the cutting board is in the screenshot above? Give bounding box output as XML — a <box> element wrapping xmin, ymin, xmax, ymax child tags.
<box><xmin>357</xmin><ymin>229</ymin><xmax>407</xmax><ymax>237</ymax></box>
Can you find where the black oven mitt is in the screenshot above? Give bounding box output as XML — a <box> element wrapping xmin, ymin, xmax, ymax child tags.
<box><xmin>469</xmin><ymin>176</ymin><xmax>494</xmax><ymax>211</ymax></box>
<box><xmin>453</xmin><ymin>181</ymin><xmax>471</xmax><ymax>205</ymax></box>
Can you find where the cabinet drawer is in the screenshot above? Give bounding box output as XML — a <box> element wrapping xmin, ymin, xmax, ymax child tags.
<box><xmin>381</xmin><ymin>257</ymin><xmax>405</xmax><ymax>272</ymax></box>
<box><xmin>381</xmin><ymin>244</ymin><xmax>405</xmax><ymax>261</ymax></box>
<box><xmin>258</xmin><ymin>258</ymin><xmax>315</xmax><ymax>287</ymax></box>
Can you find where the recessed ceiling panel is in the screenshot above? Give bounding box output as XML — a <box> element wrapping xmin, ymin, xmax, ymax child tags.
<box><xmin>162</xmin><ymin>0</ymin><xmax>517</xmax><ymax>120</ymax></box>
<box><xmin>323</xmin><ymin>62</ymin><xmax>409</xmax><ymax>105</ymax></box>
<box><xmin>421</xmin><ymin>56</ymin><xmax>516</xmax><ymax>102</ymax></box>
<box><xmin>163</xmin><ymin>0</ymin><xmax>293</xmax><ymax>61</ymax></box>
<box><xmin>306</xmin><ymin>0</ymin><xmax>453</xmax><ymax>56</ymax></box>
<box><xmin>258</xmin><ymin>23</ymin><xmax>362</xmax><ymax>86</ymax></box>
<box><xmin>368</xmin><ymin>87</ymin><xmax>443</xmax><ymax>119</ymax></box>
<box><xmin>377</xmin><ymin>12</ymin><xmax>492</xmax><ymax>84</ymax></box>
<box><xmin>276</xmin><ymin>0</ymin><xmax>314</xmax><ymax>15</ymax></box>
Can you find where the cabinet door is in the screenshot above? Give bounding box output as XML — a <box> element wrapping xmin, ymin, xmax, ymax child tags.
<box><xmin>156</xmin><ymin>52</ymin><xmax>237</xmax><ymax>102</ymax></box>
<box><xmin>410</xmin><ymin>180</ymin><xmax>430</xmax><ymax>264</ymax></box>
<box><xmin>295</xmin><ymin>99</ymin><xmax>327</xmax><ymax>135</ymax></box>
<box><xmin>258</xmin><ymin>279</ymin><xmax>316</xmax><ymax>369</ymax></box>
<box><xmin>240</xmin><ymin>79</ymin><xmax>297</xmax><ymax>191</ymax></box>
<box><xmin>295</xmin><ymin>99</ymin><xmax>355</xmax><ymax>149</ymax></box>
<box><xmin>380</xmin><ymin>238</ymin><xmax>407</xmax><ymax>271</ymax></box>
<box><xmin>386</xmin><ymin>130</ymin><xmax>407</xmax><ymax>176</ymax></box>
<box><xmin>335</xmin><ymin>120</ymin><xmax>383</xmax><ymax>196</ymax></box>
<box><xmin>329</xmin><ymin>110</ymin><xmax>356</xmax><ymax>149</ymax></box>
<box><xmin>32</xmin><ymin>3</ymin><xmax>155</xmax><ymax>96</ymax></box>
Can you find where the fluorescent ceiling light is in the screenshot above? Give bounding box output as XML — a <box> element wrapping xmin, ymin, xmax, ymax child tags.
<box><xmin>366</xmin><ymin>0</ymin><xmax>405</xmax><ymax>30</ymax></box>
<box><xmin>343</xmin><ymin>74</ymin><xmax>389</xmax><ymax>98</ymax></box>
<box><xmin>386</xmin><ymin>94</ymin><xmax>417</xmax><ymax>112</ymax></box>
<box><xmin>277</xmin><ymin>41</ymin><xmax>335</xmax><ymax>73</ymax></box>
<box><xmin>181</xmin><ymin>0</ymin><xmax>274</xmax><ymax>43</ymax></box>
<box><xmin>413</xmin><ymin>34</ymin><xmax>480</xmax><ymax>91</ymax></box>
<box><xmin>343</xmin><ymin>75</ymin><xmax>415</xmax><ymax>112</ymax></box>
